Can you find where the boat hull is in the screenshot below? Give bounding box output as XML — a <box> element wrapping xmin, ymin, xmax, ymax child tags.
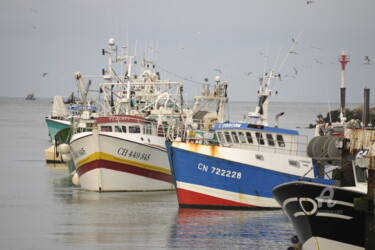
<box><xmin>166</xmin><ymin>141</ymin><xmax>333</xmax><ymax>209</ymax></box>
<box><xmin>70</xmin><ymin>129</ymin><xmax>174</xmax><ymax>191</ymax></box>
<box><xmin>272</xmin><ymin>181</ymin><xmax>366</xmax><ymax>250</ymax></box>
<box><xmin>45</xmin><ymin>117</ymin><xmax>71</xmax><ymax>143</ymax></box>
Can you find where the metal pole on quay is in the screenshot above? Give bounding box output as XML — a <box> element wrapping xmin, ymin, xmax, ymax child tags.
<box><xmin>365</xmin><ymin>154</ymin><xmax>375</xmax><ymax>249</ymax></box>
<box><xmin>364</xmin><ymin>88</ymin><xmax>374</xmax><ymax>250</ymax></box>
<box><xmin>352</xmin><ymin>88</ymin><xmax>375</xmax><ymax>249</ymax></box>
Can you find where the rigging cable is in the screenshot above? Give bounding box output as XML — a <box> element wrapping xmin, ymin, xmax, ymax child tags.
<box><xmin>154</xmin><ymin>64</ymin><xmax>205</xmax><ymax>86</ymax></box>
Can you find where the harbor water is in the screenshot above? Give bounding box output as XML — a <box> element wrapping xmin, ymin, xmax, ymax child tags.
<box><xmin>0</xmin><ymin>97</ymin><xmax>363</xmax><ymax>249</ymax></box>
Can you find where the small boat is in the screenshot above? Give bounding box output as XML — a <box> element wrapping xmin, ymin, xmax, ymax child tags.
<box><xmin>25</xmin><ymin>92</ymin><xmax>36</xmax><ymax>100</ymax></box>
<box><xmin>166</xmin><ymin>73</ymin><xmax>334</xmax><ymax>209</ymax></box>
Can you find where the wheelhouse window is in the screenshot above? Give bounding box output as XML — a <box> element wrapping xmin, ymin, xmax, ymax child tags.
<box><xmin>266</xmin><ymin>134</ymin><xmax>275</xmax><ymax>146</ymax></box>
<box><xmin>100</xmin><ymin>126</ymin><xmax>112</xmax><ymax>132</ymax></box>
<box><xmin>231</xmin><ymin>131</ymin><xmax>239</xmax><ymax>143</ymax></box>
<box><xmin>224</xmin><ymin>131</ymin><xmax>232</xmax><ymax>143</ymax></box>
<box><xmin>143</xmin><ymin>124</ymin><xmax>153</xmax><ymax>135</ymax></box>
<box><xmin>255</xmin><ymin>132</ymin><xmax>265</xmax><ymax>145</ymax></box>
<box><xmin>157</xmin><ymin>125</ymin><xmax>165</xmax><ymax>137</ymax></box>
<box><xmin>238</xmin><ymin>132</ymin><xmax>246</xmax><ymax>143</ymax></box>
<box><xmin>245</xmin><ymin>132</ymin><xmax>253</xmax><ymax>144</ymax></box>
<box><xmin>289</xmin><ymin>160</ymin><xmax>300</xmax><ymax>168</ymax></box>
<box><xmin>276</xmin><ymin>135</ymin><xmax>285</xmax><ymax>147</ymax></box>
<box><xmin>217</xmin><ymin>132</ymin><xmax>225</xmax><ymax>143</ymax></box>
<box><xmin>129</xmin><ymin>125</ymin><xmax>141</xmax><ymax>133</ymax></box>
<box><xmin>115</xmin><ymin>126</ymin><xmax>126</xmax><ymax>133</ymax></box>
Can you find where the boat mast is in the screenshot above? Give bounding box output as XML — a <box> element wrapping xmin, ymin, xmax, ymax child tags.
<box><xmin>124</xmin><ymin>47</ymin><xmax>134</xmax><ymax>115</ymax></box>
<box><xmin>105</xmin><ymin>38</ymin><xmax>116</xmax><ymax>114</ymax></box>
<box><xmin>248</xmin><ymin>74</ymin><xmax>274</xmax><ymax>126</ymax></box>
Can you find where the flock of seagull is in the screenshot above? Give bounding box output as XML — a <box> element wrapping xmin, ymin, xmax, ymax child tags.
<box><xmin>30</xmin><ymin>6</ymin><xmax>372</xmax><ymax>82</ymax></box>
<box><xmin>41</xmin><ymin>44</ymin><xmax>372</xmax><ymax>81</ymax></box>
<box><xmin>239</xmin><ymin>37</ymin><xmax>373</xmax><ymax>82</ymax></box>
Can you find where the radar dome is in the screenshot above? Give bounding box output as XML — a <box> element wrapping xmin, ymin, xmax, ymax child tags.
<box><xmin>108</xmin><ymin>38</ymin><xmax>115</xmax><ymax>46</ymax></box>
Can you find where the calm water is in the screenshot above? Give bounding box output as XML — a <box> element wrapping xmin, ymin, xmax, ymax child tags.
<box><xmin>0</xmin><ymin>97</ymin><xmax>362</xmax><ymax>249</ymax></box>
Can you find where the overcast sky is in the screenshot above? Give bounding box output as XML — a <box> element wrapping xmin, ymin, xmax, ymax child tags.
<box><xmin>1</xmin><ymin>0</ymin><xmax>374</xmax><ymax>103</ymax></box>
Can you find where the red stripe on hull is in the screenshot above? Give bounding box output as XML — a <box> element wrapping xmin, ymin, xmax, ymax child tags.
<box><xmin>76</xmin><ymin>159</ymin><xmax>172</xmax><ymax>183</ymax></box>
<box><xmin>177</xmin><ymin>188</ymin><xmax>256</xmax><ymax>208</ymax></box>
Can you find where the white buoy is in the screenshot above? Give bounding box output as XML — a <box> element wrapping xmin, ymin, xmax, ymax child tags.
<box><xmin>62</xmin><ymin>153</ymin><xmax>72</xmax><ymax>162</ymax></box>
<box><xmin>72</xmin><ymin>172</ymin><xmax>80</xmax><ymax>186</ymax></box>
<box><xmin>58</xmin><ymin>143</ymin><xmax>70</xmax><ymax>154</ymax></box>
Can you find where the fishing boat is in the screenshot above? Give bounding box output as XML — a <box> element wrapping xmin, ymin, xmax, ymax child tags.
<box><xmin>45</xmin><ymin>68</ymin><xmax>98</xmax><ymax>144</ymax></box>
<box><xmin>166</xmin><ymin>72</ymin><xmax>334</xmax><ymax>209</ymax></box>
<box><xmin>273</xmin><ymin>89</ymin><xmax>374</xmax><ymax>250</ymax></box>
<box><xmin>70</xmin><ymin>115</ymin><xmax>174</xmax><ymax>191</ymax></box>
<box><xmin>273</xmin><ymin>142</ymin><xmax>372</xmax><ymax>250</ymax></box>
<box><xmin>25</xmin><ymin>92</ymin><xmax>36</xmax><ymax>100</ymax></box>
<box><xmin>45</xmin><ymin>96</ymin><xmax>72</xmax><ymax>143</ymax></box>
<box><xmin>273</xmin><ymin>182</ymin><xmax>367</xmax><ymax>250</ymax></box>
<box><xmin>65</xmin><ymin>38</ymin><xmax>229</xmax><ymax>191</ymax></box>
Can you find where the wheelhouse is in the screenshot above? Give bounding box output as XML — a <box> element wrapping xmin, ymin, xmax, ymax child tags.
<box><xmin>96</xmin><ymin>115</ymin><xmax>166</xmax><ymax>137</ymax></box>
<box><xmin>213</xmin><ymin>122</ymin><xmax>302</xmax><ymax>156</ymax></box>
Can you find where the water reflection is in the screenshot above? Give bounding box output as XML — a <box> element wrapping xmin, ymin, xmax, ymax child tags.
<box><xmin>46</xmin><ymin>164</ymin><xmax>293</xmax><ymax>249</ymax></box>
<box><xmin>170</xmin><ymin>208</ymin><xmax>293</xmax><ymax>249</ymax></box>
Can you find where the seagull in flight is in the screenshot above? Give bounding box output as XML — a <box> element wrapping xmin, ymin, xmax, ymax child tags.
<box><xmin>42</xmin><ymin>72</ymin><xmax>48</xmax><ymax>77</ymax></box>
<box><xmin>244</xmin><ymin>72</ymin><xmax>253</xmax><ymax>76</ymax></box>
<box><xmin>362</xmin><ymin>56</ymin><xmax>371</xmax><ymax>65</ymax></box>
<box><xmin>314</xmin><ymin>58</ymin><xmax>324</xmax><ymax>65</ymax></box>
<box><xmin>178</xmin><ymin>43</ymin><xmax>189</xmax><ymax>49</ymax></box>
<box><xmin>214</xmin><ymin>69</ymin><xmax>222</xmax><ymax>74</ymax></box>
<box><xmin>293</xmin><ymin>67</ymin><xmax>298</xmax><ymax>75</ymax></box>
<box><xmin>307</xmin><ymin>0</ymin><xmax>315</xmax><ymax>4</ymax></box>
<box><xmin>289</xmin><ymin>51</ymin><xmax>298</xmax><ymax>55</ymax></box>
<box><xmin>259</xmin><ymin>51</ymin><xmax>268</xmax><ymax>58</ymax></box>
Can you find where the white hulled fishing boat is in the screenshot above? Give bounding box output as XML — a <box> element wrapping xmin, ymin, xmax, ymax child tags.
<box><xmin>66</xmin><ymin>38</ymin><xmax>186</xmax><ymax>191</ymax></box>
<box><xmin>66</xmin><ymin>38</ymin><xmax>228</xmax><ymax>191</ymax></box>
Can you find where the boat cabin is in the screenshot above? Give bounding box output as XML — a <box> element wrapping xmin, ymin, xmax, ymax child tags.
<box><xmin>96</xmin><ymin>115</ymin><xmax>165</xmax><ymax>137</ymax></box>
<box><xmin>213</xmin><ymin>122</ymin><xmax>302</xmax><ymax>156</ymax></box>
